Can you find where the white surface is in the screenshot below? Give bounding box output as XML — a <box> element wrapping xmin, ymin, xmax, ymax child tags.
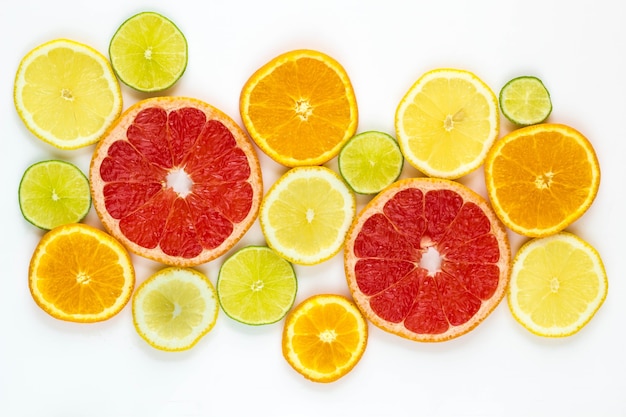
<box><xmin>2</xmin><ymin>1</ymin><xmax>625</xmax><ymax>416</ymax></box>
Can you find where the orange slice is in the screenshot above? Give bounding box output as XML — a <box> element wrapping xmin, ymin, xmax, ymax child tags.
<box><xmin>240</xmin><ymin>49</ymin><xmax>358</xmax><ymax>167</ymax></box>
<box><xmin>282</xmin><ymin>294</ymin><xmax>368</xmax><ymax>383</ymax></box>
<box><xmin>484</xmin><ymin>123</ymin><xmax>600</xmax><ymax>237</ymax></box>
<box><xmin>90</xmin><ymin>96</ymin><xmax>263</xmax><ymax>267</ymax></box>
<box><xmin>344</xmin><ymin>177</ymin><xmax>510</xmax><ymax>342</ymax></box>
<box><xmin>29</xmin><ymin>223</ymin><xmax>135</xmax><ymax>322</ymax></box>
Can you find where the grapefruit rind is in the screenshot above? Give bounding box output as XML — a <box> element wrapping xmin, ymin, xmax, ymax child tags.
<box><xmin>344</xmin><ymin>177</ymin><xmax>510</xmax><ymax>342</ymax></box>
<box><xmin>90</xmin><ymin>96</ymin><xmax>263</xmax><ymax>267</ymax></box>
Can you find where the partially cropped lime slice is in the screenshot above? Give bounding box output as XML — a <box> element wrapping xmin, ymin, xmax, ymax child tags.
<box><xmin>217</xmin><ymin>246</ymin><xmax>297</xmax><ymax>325</ymax></box>
<box><xmin>108</xmin><ymin>11</ymin><xmax>188</xmax><ymax>92</ymax></box>
<box><xmin>338</xmin><ymin>131</ymin><xmax>404</xmax><ymax>194</ymax></box>
<box><xmin>499</xmin><ymin>76</ymin><xmax>552</xmax><ymax>126</ymax></box>
<box><xmin>19</xmin><ymin>160</ymin><xmax>91</xmax><ymax>230</ymax></box>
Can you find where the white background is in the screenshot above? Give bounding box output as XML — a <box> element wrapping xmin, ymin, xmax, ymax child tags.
<box><xmin>2</xmin><ymin>1</ymin><xmax>625</xmax><ymax>416</ymax></box>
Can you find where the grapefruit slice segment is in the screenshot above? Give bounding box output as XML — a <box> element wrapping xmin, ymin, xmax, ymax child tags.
<box><xmin>344</xmin><ymin>177</ymin><xmax>510</xmax><ymax>342</ymax></box>
<box><xmin>90</xmin><ymin>96</ymin><xmax>263</xmax><ymax>266</ymax></box>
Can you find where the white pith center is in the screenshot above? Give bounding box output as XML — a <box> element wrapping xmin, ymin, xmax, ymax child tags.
<box><xmin>251</xmin><ymin>280</ymin><xmax>264</xmax><ymax>292</ymax></box>
<box><xmin>172</xmin><ymin>303</ymin><xmax>182</xmax><ymax>318</ymax></box>
<box><xmin>166</xmin><ymin>168</ymin><xmax>193</xmax><ymax>197</ymax></box>
<box><xmin>144</xmin><ymin>47</ymin><xmax>153</xmax><ymax>60</ymax></box>
<box><xmin>305</xmin><ymin>208</ymin><xmax>315</xmax><ymax>223</ymax></box>
<box><xmin>420</xmin><ymin>246</ymin><xmax>442</xmax><ymax>276</ymax></box>
<box><xmin>295</xmin><ymin>99</ymin><xmax>313</xmax><ymax>121</ymax></box>
<box><xmin>535</xmin><ymin>172</ymin><xmax>554</xmax><ymax>189</ymax></box>
<box><xmin>319</xmin><ymin>329</ymin><xmax>336</xmax><ymax>343</ymax></box>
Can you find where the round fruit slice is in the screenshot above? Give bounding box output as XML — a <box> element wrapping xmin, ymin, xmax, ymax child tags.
<box><xmin>29</xmin><ymin>223</ymin><xmax>135</xmax><ymax>323</ymax></box>
<box><xmin>395</xmin><ymin>68</ymin><xmax>499</xmax><ymax>179</ymax></box>
<box><xmin>19</xmin><ymin>160</ymin><xmax>91</xmax><ymax>230</ymax></box>
<box><xmin>338</xmin><ymin>131</ymin><xmax>404</xmax><ymax>194</ymax></box>
<box><xmin>484</xmin><ymin>123</ymin><xmax>600</xmax><ymax>237</ymax></box>
<box><xmin>499</xmin><ymin>76</ymin><xmax>552</xmax><ymax>126</ymax></box>
<box><xmin>282</xmin><ymin>294</ymin><xmax>368</xmax><ymax>383</ymax></box>
<box><xmin>240</xmin><ymin>49</ymin><xmax>358</xmax><ymax>167</ymax></box>
<box><xmin>90</xmin><ymin>96</ymin><xmax>263</xmax><ymax>267</ymax></box>
<box><xmin>132</xmin><ymin>267</ymin><xmax>219</xmax><ymax>351</ymax></box>
<box><xmin>344</xmin><ymin>177</ymin><xmax>510</xmax><ymax>342</ymax></box>
<box><xmin>14</xmin><ymin>38</ymin><xmax>122</xmax><ymax>150</ymax></box>
<box><xmin>217</xmin><ymin>245</ymin><xmax>297</xmax><ymax>325</ymax></box>
<box><xmin>109</xmin><ymin>11</ymin><xmax>187</xmax><ymax>92</ymax></box>
<box><xmin>508</xmin><ymin>232</ymin><xmax>607</xmax><ymax>337</ymax></box>
<box><xmin>260</xmin><ymin>166</ymin><xmax>356</xmax><ymax>265</ymax></box>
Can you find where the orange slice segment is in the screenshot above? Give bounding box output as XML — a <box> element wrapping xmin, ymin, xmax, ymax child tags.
<box><xmin>484</xmin><ymin>123</ymin><xmax>600</xmax><ymax>237</ymax></box>
<box><xmin>90</xmin><ymin>96</ymin><xmax>263</xmax><ymax>266</ymax></box>
<box><xmin>29</xmin><ymin>223</ymin><xmax>135</xmax><ymax>322</ymax></box>
<box><xmin>344</xmin><ymin>177</ymin><xmax>510</xmax><ymax>342</ymax></box>
<box><xmin>240</xmin><ymin>49</ymin><xmax>358</xmax><ymax>167</ymax></box>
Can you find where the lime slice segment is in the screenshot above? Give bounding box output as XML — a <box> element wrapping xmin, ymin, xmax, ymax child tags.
<box><xmin>19</xmin><ymin>160</ymin><xmax>91</xmax><ymax>230</ymax></box>
<box><xmin>499</xmin><ymin>76</ymin><xmax>552</xmax><ymax>126</ymax></box>
<box><xmin>338</xmin><ymin>131</ymin><xmax>404</xmax><ymax>194</ymax></box>
<box><xmin>132</xmin><ymin>267</ymin><xmax>219</xmax><ymax>351</ymax></box>
<box><xmin>109</xmin><ymin>11</ymin><xmax>188</xmax><ymax>92</ymax></box>
<box><xmin>217</xmin><ymin>246</ymin><xmax>297</xmax><ymax>325</ymax></box>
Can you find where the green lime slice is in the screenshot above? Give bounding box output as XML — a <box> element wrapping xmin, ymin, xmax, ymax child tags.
<box><xmin>217</xmin><ymin>246</ymin><xmax>297</xmax><ymax>325</ymax></box>
<box><xmin>338</xmin><ymin>131</ymin><xmax>404</xmax><ymax>194</ymax></box>
<box><xmin>109</xmin><ymin>11</ymin><xmax>188</xmax><ymax>92</ymax></box>
<box><xmin>18</xmin><ymin>160</ymin><xmax>91</xmax><ymax>230</ymax></box>
<box><xmin>499</xmin><ymin>76</ymin><xmax>552</xmax><ymax>126</ymax></box>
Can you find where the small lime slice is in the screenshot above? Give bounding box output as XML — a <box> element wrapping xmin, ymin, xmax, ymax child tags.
<box><xmin>499</xmin><ymin>76</ymin><xmax>552</xmax><ymax>126</ymax></box>
<box><xmin>338</xmin><ymin>131</ymin><xmax>404</xmax><ymax>194</ymax></box>
<box><xmin>18</xmin><ymin>160</ymin><xmax>91</xmax><ymax>230</ymax></box>
<box><xmin>108</xmin><ymin>11</ymin><xmax>188</xmax><ymax>92</ymax></box>
<box><xmin>132</xmin><ymin>267</ymin><xmax>219</xmax><ymax>351</ymax></box>
<box><xmin>217</xmin><ymin>246</ymin><xmax>297</xmax><ymax>325</ymax></box>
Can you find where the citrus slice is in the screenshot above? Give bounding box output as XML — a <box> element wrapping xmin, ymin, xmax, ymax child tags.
<box><xmin>499</xmin><ymin>76</ymin><xmax>552</xmax><ymax>126</ymax></box>
<box><xmin>217</xmin><ymin>246</ymin><xmax>297</xmax><ymax>325</ymax></box>
<box><xmin>344</xmin><ymin>177</ymin><xmax>510</xmax><ymax>342</ymax></box>
<box><xmin>90</xmin><ymin>96</ymin><xmax>263</xmax><ymax>267</ymax></box>
<box><xmin>28</xmin><ymin>223</ymin><xmax>135</xmax><ymax>323</ymax></box>
<box><xmin>240</xmin><ymin>49</ymin><xmax>358</xmax><ymax>167</ymax></box>
<box><xmin>338</xmin><ymin>131</ymin><xmax>404</xmax><ymax>194</ymax></box>
<box><xmin>282</xmin><ymin>294</ymin><xmax>368</xmax><ymax>383</ymax></box>
<box><xmin>395</xmin><ymin>68</ymin><xmax>499</xmax><ymax>179</ymax></box>
<box><xmin>508</xmin><ymin>232</ymin><xmax>607</xmax><ymax>337</ymax></box>
<box><xmin>132</xmin><ymin>267</ymin><xmax>219</xmax><ymax>351</ymax></box>
<box><xmin>109</xmin><ymin>11</ymin><xmax>188</xmax><ymax>92</ymax></box>
<box><xmin>260</xmin><ymin>166</ymin><xmax>356</xmax><ymax>265</ymax></box>
<box><xmin>484</xmin><ymin>123</ymin><xmax>600</xmax><ymax>237</ymax></box>
<box><xmin>14</xmin><ymin>38</ymin><xmax>122</xmax><ymax>150</ymax></box>
<box><xmin>19</xmin><ymin>160</ymin><xmax>91</xmax><ymax>230</ymax></box>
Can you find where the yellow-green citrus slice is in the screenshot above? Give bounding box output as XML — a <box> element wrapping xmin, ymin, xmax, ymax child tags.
<box><xmin>14</xmin><ymin>38</ymin><xmax>122</xmax><ymax>149</ymax></box>
<box><xmin>132</xmin><ymin>267</ymin><xmax>219</xmax><ymax>351</ymax></box>
<box><xmin>109</xmin><ymin>11</ymin><xmax>188</xmax><ymax>92</ymax></box>
<box><xmin>217</xmin><ymin>245</ymin><xmax>297</xmax><ymax>325</ymax></box>
<box><xmin>395</xmin><ymin>68</ymin><xmax>499</xmax><ymax>179</ymax></box>
<box><xmin>338</xmin><ymin>131</ymin><xmax>404</xmax><ymax>194</ymax></box>
<box><xmin>19</xmin><ymin>160</ymin><xmax>91</xmax><ymax>230</ymax></box>
<box><xmin>499</xmin><ymin>76</ymin><xmax>552</xmax><ymax>126</ymax></box>
<box><xmin>508</xmin><ymin>232</ymin><xmax>608</xmax><ymax>337</ymax></box>
<box><xmin>260</xmin><ymin>166</ymin><xmax>356</xmax><ymax>265</ymax></box>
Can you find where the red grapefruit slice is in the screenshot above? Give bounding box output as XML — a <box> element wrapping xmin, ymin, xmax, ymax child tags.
<box><xmin>344</xmin><ymin>177</ymin><xmax>510</xmax><ymax>342</ymax></box>
<box><xmin>90</xmin><ymin>96</ymin><xmax>263</xmax><ymax>267</ymax></box>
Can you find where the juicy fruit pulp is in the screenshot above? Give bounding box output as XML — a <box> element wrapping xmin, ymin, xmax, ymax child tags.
<box><xmin>344</xmin><ymin>178</ymin><xmax>510</xmax><ymax>342</ymax></box>
<box><xmin>508</xmin><ymin>232</ymin><xmax>607</xmax><ymax>337</ymax></box>
<box><xmin>90</xmin><ymin>97</ymin><xmax>263</xmax><ymax>266</ymax></box>
<box><xmin>133</xmin><ymin>267</ymin><xmax>219</xmax><ymax>351</ymax></box>
<box><xmin>109</xmin><ymin>11</ymin><xmax>188</xmax><ymax>92</ymax></box>
<box><xmin>282</xmin><ymin>294</ymin><xmax>368</xmax><ymax>383</ymax></box>
<box><xmin>395</xmin><ymin>68</ymin><xmax>499</xmax><ymax>179</ymax></box>
<box><xmin>240</xmin><ymin>49</ymin><xmax>358</xmax><ymax>167</ymax></box>
<box><xmin>484</xmin><ymin>123</ymin><xmax>600</xmax><ymax>237</ymax></box>
<box><xmin>217</xmin><ymin>246</ymin><xmax>297</xmax><ymax>325</ymax></box>
<box><xmin>499</xmin><ymin>76</ymin><xmax>552</xmax><ymax>126</ymax></box>
<box><xmin>260</xmin><ymin>166</ymin><xmax>356</xmax><ymax>265</ymax></box>
<box><xmin>29</xmin><ymin>223</ymin><xmax>135</xmax><ymax>323</ymax></box>
<box><xmin>14</xmin><ymin>38</ymin><xmax>122</xmax><ymax>150</ymax></box>
<box><xmin>19</xmin><ymin>160</ymin><xmax>91</xmax><ymax>230</ymax></box>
